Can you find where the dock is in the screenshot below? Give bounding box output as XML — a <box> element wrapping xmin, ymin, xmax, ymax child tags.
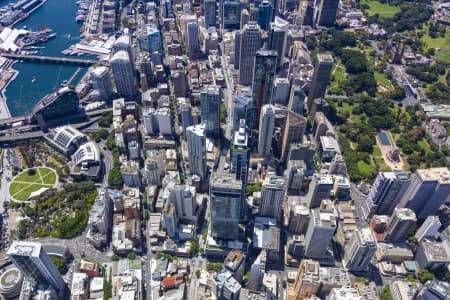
<box><xmin>0</xmin><ymin>53</ymin><xmax>101</xmax><ymax>66</ymax></box>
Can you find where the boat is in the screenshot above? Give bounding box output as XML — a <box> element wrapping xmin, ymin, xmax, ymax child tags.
<box><xmin>31</xmin><ymin>78</ymin><xmax>36</xmax><ymax>83</ymax></box>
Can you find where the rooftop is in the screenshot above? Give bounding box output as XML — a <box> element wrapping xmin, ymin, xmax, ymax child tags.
<box><xmin>416</xmin><ymin>167</ymin><xmax>450</xmax><ymax>184</ymax></box>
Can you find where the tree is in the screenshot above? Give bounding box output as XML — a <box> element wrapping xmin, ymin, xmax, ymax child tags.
<box><xmin>27</xmin><ymin>168</ymin><xmax>36</xmax><ymax>176</ymax></box>
<box><xmin>50</xmin><ymin>256</ymin><xmax>68</xmax><ymax>274</ymax></box>
<box><xmin>127</xmin><ymin>252</ymin><xmax>137</xmax><ymax>260</ymax></box>
<box><xmin>380</xmin><ymin>285</ymin><xmax>394</xmax><ymax>300</ymax></box>
<box><xmin>108</xmin><ymin>167</ymin><xmax>123</xmax><ymax>188</ymax></box>
<box><xmin>190</xmin><ymin>238</ymin><xmax>199</xmax><ymax>255</ymax></box>
<box><xmin>206</xmin><ymin>263</ymin><xmax>223</xmax><ymax>273</ymax></box>
<box><xmin>418</xmin><ymin>269</ymin><xmax>435</xmax><ymax>284</ymax></box>
<box><xmin>111</xmin><ymin>254</ymin><xmax>120</xmax><ymax>261</ymax></box>
<box><xmin>196</xmin><ymin>270</ymin><xmax>201</xmax><ymax>278</ymax></box>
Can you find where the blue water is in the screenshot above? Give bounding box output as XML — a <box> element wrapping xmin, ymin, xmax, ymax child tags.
<box><xmin>378</xmin><ymin>132</ymin><xmax>391</xmax><ymax>146</ymax></box>
<box><xmin>3</xmin><ymin>0</ymin><xmax>87</xmax><ymax>116</ymax></box>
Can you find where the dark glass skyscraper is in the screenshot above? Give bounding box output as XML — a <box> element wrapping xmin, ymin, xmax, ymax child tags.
<box><xmin>257</xmin><ymin>0</ymin><xmax>272</xmax><ymax>30</ymax></box>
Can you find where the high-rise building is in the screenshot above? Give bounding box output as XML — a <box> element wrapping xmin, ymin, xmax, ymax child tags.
<box><xmin>315</xmin><ymin>0</ymin><xmax>339</xmax><ymax>27</ymax></box>
<box><xmin>251</xmin><ymin>50</ymin><xmax>277</xmax><ymax>128</ymax></box>
<box><xmin>200</xmin><ymin>85</ymin><xmax>221</xmax><ymax>136</ymax></box>
<box><xmin>364</xmin><ymin>171</ymin><xmax>410</xmax><ymax>221</ymax></box>
<box><xmin>343</xmin><ymin>228</ymin><xmax>377</xmax><ymax>272</ymax></box>
<box><xmin>258</xmin><ymin>104</ymin><xmax>275</xmax><ymax>158</ymax></box>
<box><xmin>293</xmin><ymin>259</ymin><xmax>321</xmax><ymax>299</ymax></box>
<box><xmin>288</xmin><ymin>201</ymin><xmax>310</xmax><ymax>234</ymax></box>
<box><xmin>398</xmin><ymin>167</ymin><xmax>450</xmax><ymax>219</ymax></box>
<box><xmin>288</xmin><ymin>84</ymin><xmax>306</xmax><ymax>116</ymax></box>
<box><xmin>204</xmin><ymin>0</ymin><xmax>217</xmax><ymax>28</ymax></box>
<box><xmin>210</xmin><ymin>172</ymin><xmax>243</xmax><ymax>240</ymax></box>
<box><xmin>415</xmin><ymin>216</ymin><xmax>441</xmax><ymax>242</ymax></box>
<box><xmin>240</xmin><ymin>9</ymin><xmax>250</xmax><ymax>29</ymax></box>
<box><xmin>273</xmin><ymin>77</ymin><xmax>290</xmax><ymax>104</ymax></box>
<box><xmin>384</xmin><ymin>208</ymin><xmax>417</xmax><ymax>242</ymax></box>
<box><xmin>307</xmin><ymin>53</ymin><xmax>333</xmax><ymax>111</ymax></box>
<box><xmin>169</xmin><ymin>184</ymin><xmax>198</xmax><ymax>222</ymax></box>
<box><xmin>186</xmin><ymin>124</ymin><xmax>207</xmax><ymax>180</ymax></box>
<box><xmin>269</xmin><ymin>16</ymin><xmax>288</xmax><ymax>68</ymax></box>
<box><xmin>231</xmin><ymin>120</ymin><xmax>250</xmax><ymax>186</ymax></box>
<box><xmin>416</xmin><ymin>280</ymin><xmax>450</xmax><ymax>300</ymax></box>
<box><xmin>260</xmin><ymin>175</ymin><xmax>287</xmax><ymax>220</ymax></box>
<box><xmin>300</xmin><ymin>0</ymin><xmax>315</xmax><ymax>26</ymax></box>
<box><xmin>306</xmin><ymin>174</ymin><xmax>334</xmax><ymax>208</ymax></box>
<box><xmin>8</xmin><ymin>241</ymin><xmax>67</xmax><ymax>299</ymax></box>
<box><xmin>304</xmin><ymin>200</ymin><xmax>337</xmax><ymax>258</ymax></box>
<box><xmin>239</xmin><ymin>22</ymin><xmax>262</xmax><ymax>85</ymax></box>
<box><xmin>186</xmin><ymin>21</ymin><xmax>199</xmax><ymax>59</ymax></box>
<box><xmin>234</xmin><ymin>30</ymin><xmax>241</xmax><ymax>69</ymax></box>
<box><xmin>327</xmin><ymin>287</ymin><xmax>362</xmax><ymax>300</ymax></box>
<box><xmin>111</xmin><ymin>50</ymin><xmax>136</xmax><ymax>98</ymax></box>
<box><xmin>222</xmin><ymin>0</ymin><xmax>240</xmax><ymax>30</ymax></box>
<box><xmin>281</xmin><ymin>111</ymin><xmax>307</xmax><ymax>160</ymax></box>
<box><xmin>257</xmin><ymin>0</ymin><xmax>272</xmax><ymax>30</ymax></box>
<box><xmin>113</xmin><ymin>34</ymin><xmax>134</xmax><ymax>66</ymax></box>
<box><xmin>90</xmin><ymin>66</ymin><xmax>113</xmax><ymax>100</ymax></box>
<box><xmin>180</xmin><ymin>102</ymin><xmax>193</xmax><ymax>137</ymax></box>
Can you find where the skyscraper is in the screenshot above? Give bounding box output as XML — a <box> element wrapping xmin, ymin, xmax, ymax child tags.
<box><xmin>259</xmin><ymin>175</ymin><xmax>287</xmax><ymax>220</ymax></box>
<box><xmin>307</xmin><ymin>53</ymin><xmax>333</xmax><ymax>111</ymax></box>
<box><xmin>231</xmin><ymin>120</ymin><xmax>250</xmax><ymax>186</ymax></box>
<box><xmin>222</xmin><ymin>0</ymin><xmax>240</xmax><ymax>30</ymax></box>
<box><xmin>200</xmin><ymin>85</ymin><xmax>221</xmax><ymax>136</ymax></box>
<box><xmin>240</xmin><ymin>9</ymin><xmax>250</xmax><ymax>29</ymax></box>
<box><xmin>186</xmin><ymin>123</ymin><xmax>207</xmax><ymax>180</ymax></box>
<box><xmin>300</xmin><ymin>0</ymin><xmax>315</xmax><ymax>26</ymax></box>
<box><xmin>113</xmin><ymin>34</ymin><xmax>134</xmax><ymax>66</ymax></box>
<box><xmin>384</xmin><ymin>208</ymin><xmax>417</xmax><ymax>242</ymax></box>
<box><xmin>90</xmin><ymin>66</ymin><xmax>113</xmax><ymax>101</ymax></box>
<box><xmin>306</xmin><ymin>174</ymin><xmax>334</xmax><ymax>208</ymax></box>
<box><xmin>8</xmin><ymin>241</ymin><xmax>67</xmax><ymax>299</ymax></box>
<box><xmin>288</xmin><ymin>84</ymin><xmax>306</xmax><ymax>116</ymax></box>
<box><xmin>269</xmin><ymin>16</ymin><xmax>288</xmax><ymax>69</ymax></box>
<box><xmin>239</xmin><ymin>22</ymin><xmax>262</xmax><ymax>85</ymax></box>
<box><xmin>281</xmin><ymin>111</ymin><xmax>307</xmax><ymax>160</ymax></box>
<box><xmin>251</xmin><ymin>50</ymin><xmax>277</xmax><ymax>128</ymax></box>
<box><xmin>204</xmin><ymin>0</ymin><xmax>217</xmax><ymax>28</ymax></box>
<box><xmin>304</xmin><ymin>200</ymin><xmax>337</xmax><ymax>258</ymax></box>
<box><xmin>258</xmin><ymin>104</ymin><xmax>275</xmax><ymax>158</ymax></box>
<box><xmin>415</xmin><ymin>216</ymin><xmax>441</xmax><ymax>242</ymax></box>
<box><xmin>257</xmin><ymin>0</ymin><xmax>272</xmax><ymax>30</ymax></box>
<box><xmin>364</xmin><ymin>171</ymin><xmax>410</xmax><ymax>220</ymax></box>
<box><xmin>234</xmin><ymin>31</ymin><xmax>241</xmax><ymax>69</ymax></box>
<box><xmin>210</xmin><ymin>172</ymin><xmax>243</xmax><ymax>240</ymax></box>
<box><xmin>186</xmin><ymin>21</ymin><xmax>199</xmax><ymax>59</ymax></box>
<box><xmin>344</xmin><ymin>228</ymin><xmax>377</xmax><ymax>272</ymax></box>
<box><xmin>169</xmin><ymin>184</ymin><xmax>198</xmax><ymax>222</ymax></box>
<box><xmin>315</xmin><ymin>0</ymin><xmax>339</xmax><ymax>27</ymax></box>
<box><xmin>398</xmin><ymin>167</ymin><xmax>450</xmax><ymax>220</ymax></box>
<box><xmin>180</xmin><ymin>102</ymin><xmax>193</xmax><ymax>137</ymax></box>
<box><xmin>111</xmin><ymin>50</ymin><xmax>136</xmax><ymax>98</ymax></box>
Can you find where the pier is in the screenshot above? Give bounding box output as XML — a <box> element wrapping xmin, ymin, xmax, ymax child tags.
<box><xmin>1</xmin><ymin>53</ymin><xmax>101</xmax><ymax>66</ymax></box>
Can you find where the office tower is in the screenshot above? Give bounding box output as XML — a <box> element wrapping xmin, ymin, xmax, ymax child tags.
<box><xmin>288</xmin><ymin>84</ymin><xmax>306</xmax><ymax>116</ymax></box>
<box><xmin>8</xmin><ymin>241</ymin><xmax>67</xmax><ymax>299</ymax></box>
<box><xmin>222</xmin><ymin>0</ymin><xmax>240</xmax><ymax>30</ymax></box>
<box><xmin>172</xmin><ymin>70</ymin><xmax>188</xmax><ymax>97</ymax></box>
<box><xmin>90</xmin><ymin>66</ymin><xmax>113</xmax><ymax>100</ymax></box>
<box><xmin>416</xmin><ymin>280</ymin><xmax>450</xmax><ymax>300</ymax></box>
<box><xmin>257</xmin><ymin>0</ymin><xmax>272</xmax><ymax>30</ymax></box>
<box><xmin>232</xmin><ymin>94</ymin><xmax>252</xmax><ymax>131</ymax></box>
<box><xmin>398</xmin><ymin>167</ymin><xmax>450</xmax><ymax>220</ymax></box>
<box><xmin>143</xmin><ymin>108</ymin><xmax>158</xmax><ymax>135</ymax></box>
<box><xmin>364</xmin><ymin>171</ymin><xmax>410</xmax><ymax>220</ymax></box>
<box><xmin>293</xmin><ymin>259</ymin><xmax>321</xmax><ymax>299</ymax></box>
<box><xmin>307</xmin><ymin>53</ymin><xmax>333</xmax><ymax>111</ymax></box>
<box><xmin>273</xmin><ymin>77</ymin><xmax>290</xmax><ymax>104</ymax></box>
<box><xmin>163</xmin><ymin>202</ymin><xmax>178</xmax><ymax>239</ymax></box>
<box><xmin>315</xmin><ymin>0</ymin><xmax>339</xmax><ymax>27</ymax></box>
<box><xmin>186</xmin><ymin>124</ymin><xmax>207</xmax><ymax>180</ymax></box>
<box><xmin>286</xmin><ymin>160</ymin><xmax>305</xmax><ymax>194</ymax></box>
<box><xmin>113</xmin><ymin>34</ymin><xmax>134</xmax><ymax>66</ymax></box>
<box><xmin>186</xmin><ymin>21</ymin><xmax>199</xmax><ymax>59</ymax></box>
<box><xmin>327</xmin><ymin>287</ymin><xmax>362</xmax><ymax>300</ymax></box>
<box><xmin>258</xmin><ymin>104</ymin><xmax>275</xmax><ymax>158</ymax></box>
<box><xmin>204</xmin><ymin>0</ymin><xmax>217</xmax><ymax>28</ymax></box>
<box><xmin>248</xmin><ymin>252</ymin><xmax>265</xmax><ymax>291</ymax></box>
<box><xmin>288</xmin><ymin>201</ymin><xmax>310</xmax><ymax>234</ymax></box>
<box><xmin>231</xmin><ymin>120</ymin><xmax>250</xmax><ymax>186</ymax></box>
<box><xmin>306</xmin><ymin>174</ymin><xmax>333</xmax><ymax>208</ymax></box>
<box><xmin>260</xmin><ymin>175</ymin><xmax>287</xmax><ymax>220</ymax></box>
<box><xmin>344</xmin><ymin>228</ymin><xmax>377</xmax><ymax>272</ymax></box>
<box><xmin>240</xmin><ymin>9</ymin><xmax>250</xmax><ymax>29</ymax></box>
<box><xmin>304</xmin><ymin>200</ymin><xmax>337</xmax><ymax>258</ymax></box>
<box><xmin>300</xmin><ymin>0</ymin><xmax>315</xmax><ymax>26</ymax></box>
<box><xmin>111</xmin><ymin>50</ymin><xmax>136</xmax><ymax>98</ymax></box>
<box><xmin>210</xmin><ymin>172</ymin><xmax>243</xmax><ymax>240</ymax></box>
<box><xmin>180</xmin><ymin>102</ymin><xmax>193</xmax><ymax>137</ymax></box>
<box><xmin>416</xmin><ymin>216</ymin><xmax>441</xmax><ymax>242</ymax></box>
<box><xmin>234</xmin><ymin>30</ymin><xmax>241</xmax><ymax>69</ymax></box>
<box><xmin>251</xmin><ymin>50</ymin><xmax>277</xmax><ymax>129</ymax></box>
<box><xmin>200</xmin><ymin>85</ymin><xmax>221</xmax><ymax>136</ymax></box>
<box><xmin>384</xmin><ymin>208</ymin><xmax>417</xmax><ymax>241</ymax></box>
<box><xmin>239</xmin><ymin>22</ymin><xmax>262</xmax><ymax>85</ymax></box>
<box><xmin>281</xmin><ymin>111</ymin><xmax>307</xmax><ymax>160</ymax></box>
<box><xmin>169</xmin><ymin>184</ymin><xmax>197</xmax><ymax>222</ymax></box>
<box><xmin>269</xmin><ymin>16</ymin><xmax>288</xmax><ymax>68</ymax></box>
<box><xmin>147</xmin><ymin>24</ymin><xmax>162</xmax><ymax>53</ymax></box>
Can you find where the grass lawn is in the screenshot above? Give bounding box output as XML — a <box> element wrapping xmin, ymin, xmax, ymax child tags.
<box><xmin>38</xmin><ymin>168</ymin><xmax>54</xmax><ymax>178</ymax></box>
<box><xmin>42</xmin><ymin>172</ymin><xmax>57</xmax><ymax>185</ymax></box>
<box><xmin>375</xmin><ymin>157</ymin><xmax>385</xmax><ymax>167</ymax></box>
<box><xmin>13</xmin><ymin>184</ymin><xmax>49</xmax><ymax>202</ymax></box>
<box><xmin>357</xmin><ymin>161</ymin><xmax>377</xmax><ymax>178</ymax></box>
<box><xmin>372</xmin><ymin>146</ymin><xmax>382</xmax><ymax>157</ymax></box>
<box><xmin>14</xmin><ymin>171</ymin><xmax>41</xmax><ymax>183</ymax></box>
<box><xmin>422</xmin><ymin>28</ymin><xmax>450</xmax><ymax>63</ymax></box>
<box><xmin>9</xmin><ymin>168</ymin><xmax>57</xmax><ymax>201</ymax></box>
<box><xmin>361</xmin><ymin>0</ymin><xmax>400</xmax><ymax>17</ymax></box>
<box><xmin>374</xmin><ymin>71</ymin><xmax>394</xmax><ymax>90</ymax></box>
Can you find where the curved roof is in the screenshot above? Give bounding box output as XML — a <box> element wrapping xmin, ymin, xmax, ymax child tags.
<box><xmin>73</xmin><ymin>141</ymin><xmax>100</xmax><ymax>166</ymax></box>
<box><xmin>53</xmin><ymin>125</ymin><xmax>85</xmax><ymax>150</ymax></box>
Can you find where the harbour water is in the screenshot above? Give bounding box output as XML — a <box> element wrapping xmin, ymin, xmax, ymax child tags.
<box><xmin>3</xmin><ymin>0</ymin><xmax>87</xmax><ymax>117</ymax></box>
